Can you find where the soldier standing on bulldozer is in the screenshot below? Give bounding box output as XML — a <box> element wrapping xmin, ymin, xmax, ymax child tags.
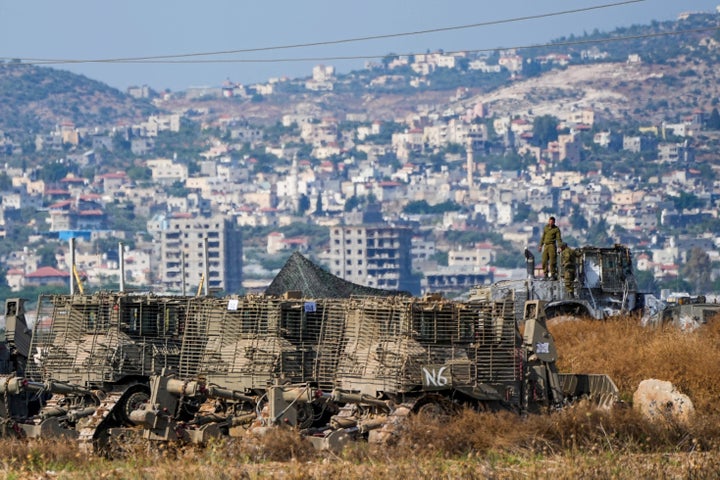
<box><xmin>538</xmin><ymin>216</ymin><xmax>562</xmax><ymax>280</ymax></box>
<box><xmin>560</xmin><ymin>242</ymin><xmax>578</xmax><ymax>297</ymax></box>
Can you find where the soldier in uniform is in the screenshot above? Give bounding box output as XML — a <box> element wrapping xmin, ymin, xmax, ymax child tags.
<box><xmin>559</xmin><ymin>242</ymin><xmax>578</xmax><ymax>297</ymax></box>
<box><xmin>537</xmin><ymin>216</ymin><xmax>562</xmax><ymax>280</ymax></box>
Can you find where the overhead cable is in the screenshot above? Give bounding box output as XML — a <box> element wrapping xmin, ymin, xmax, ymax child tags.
<box><xmin>7</xmin><ymin>24</ymin><xmax>715</xmax><ymax>66</ymax></box>
<box><xmin>0</xmin><ymin>0</ymin><xmax>647</xmax><ymax>64</ymax></box>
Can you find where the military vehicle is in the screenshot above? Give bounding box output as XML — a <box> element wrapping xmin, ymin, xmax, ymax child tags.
<box><xmin>0</xmin><ymin>253</ymin><xmax>619</xmax><ymax>454</ymax></box>
<box><xmin>8</xmin><ymin>292</ymin><xmax>195</xmax><ymax>450</ymax></box>
<box><xmin>641</xmin><ymin>293</ymin><xmax>720</xmax><ymax>331</ymax></box>
<box><xmin>130</xmin><ymin>294</ymin><xmax>618</xmax><ymax>450</ymax></box>
<box><xmin>470</xmin><ymin>244</ymin><xmax>644</xmax><ymax>322</ymax></box>
<box><xmin>1</xmin><ymin>299</ymin><xmax>32</xmax><ymax>377</ymax></box>
<box><xmin>0</xmin><ymin>298</ymin><xmax>43</xmax><ymax>436</ymax></box>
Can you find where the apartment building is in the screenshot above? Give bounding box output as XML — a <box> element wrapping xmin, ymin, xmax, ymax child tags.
<box><xmin>328</xmin><ymin>209</ymin><xmax>417</xmax><ymax>294</ymax></box>
<box><xmin>154</xmin><ymin>214</ymin><xmax>242</xmax><ymax>294</ymax></box>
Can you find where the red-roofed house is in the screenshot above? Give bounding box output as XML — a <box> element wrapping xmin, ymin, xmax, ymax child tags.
<box><xmin>48</xmin><ymin>196</ymin><xmax>107</xmax><ymax>232</ymax></box>
<box><xmin>24</xmin><ymin>266</ymin><xmax>70</xmax><ymax>288</ymax></box>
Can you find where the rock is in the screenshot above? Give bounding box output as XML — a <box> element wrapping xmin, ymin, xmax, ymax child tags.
<box><xmin>633</xmin><ymin>379</ymin><xmax>694</xmax><ymax>424</ymax></box>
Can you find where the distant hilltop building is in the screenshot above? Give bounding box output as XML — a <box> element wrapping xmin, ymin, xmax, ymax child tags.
<box><xmin>306</xmin><ymin>65</ymin><xmax>335</xmax><ymax>91</ymax></box>
<box><xmin>127</xmin><ymin>85</ymin><xmax>151</xmax><ymax>99</ymax></box>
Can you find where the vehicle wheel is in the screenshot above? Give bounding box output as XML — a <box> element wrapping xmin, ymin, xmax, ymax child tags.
<box><xmin>120</xmin><ymin>390</ymin><xmax>150</xmax><ymax>426</ymax></box>
<box><xmin>413</xmin><ymin>396</ymin><xmax>458</xmax><ymax>423</ymax></box>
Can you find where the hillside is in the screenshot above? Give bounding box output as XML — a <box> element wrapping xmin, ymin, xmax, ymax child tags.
<box><xmin>0</xmin><ymin>63</ymin><xmax>156</xmax><ymax>135</ymax></box>
<box><xmin>459</xmin><ymin>59</ymin><xmax>720</xmax><ymax>126</ymax></box>
<box><xmin>160</xmin><ymin>53</ymin><xmax>720</xmax><ymax>133</ymax></box>
<box><xmin>1</xmin><ymin>13</ymin><xmax>718</xmax><ymax>140</ymax></box>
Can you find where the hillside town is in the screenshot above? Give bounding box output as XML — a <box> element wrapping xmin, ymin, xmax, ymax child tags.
<box><xmin>1</xmin><ymin>11</ymin><xmax>719</xmax><ymax>298</ymax></box>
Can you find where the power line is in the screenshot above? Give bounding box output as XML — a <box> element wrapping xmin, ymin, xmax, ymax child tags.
<box><xmin>1</xmin><ymin>0</ymin><xmax>647</xmax><ymax>64</ymax></box>
<box><xmin>12</xmin><ymin>25</ymin><xmax>718</xmax><ymax>66</ymax></box>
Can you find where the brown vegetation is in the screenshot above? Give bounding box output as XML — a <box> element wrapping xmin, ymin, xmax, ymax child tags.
<box><xmin>551</xmin><ymin>315</ymin><xmax>720</xmax><ymax>414</ymax></box>
<box><xmin>5</xmin><ymin>316</ymin><xmax>720</xmax><ymax>479</ymax></box>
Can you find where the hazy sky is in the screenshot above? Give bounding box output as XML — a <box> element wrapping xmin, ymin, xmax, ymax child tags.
<box><xmin>0</xmin><ymin>0</ymin><xmax>717</xmax><ymax>92</ymax></box>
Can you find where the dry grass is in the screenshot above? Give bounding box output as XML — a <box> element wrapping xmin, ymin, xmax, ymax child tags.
<box><xmin>551</xmin><ymin>315</ymin><xmax>720</xmax><ymax>414</ymax></box>
<box><xmin>5</xmin><ymin>315</ymin><xmax>720</xmax><ymax>478</ymax></box>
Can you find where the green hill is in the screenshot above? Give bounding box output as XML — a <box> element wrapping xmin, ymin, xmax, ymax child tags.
<box><xmin>0</xmin><ymin>63</ymin><xmax>156</xmax><ymax>135</ymax></box>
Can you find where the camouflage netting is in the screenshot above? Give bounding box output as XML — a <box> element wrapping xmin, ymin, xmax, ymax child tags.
<box><xmin>265</xmin><ymin>252</ymin><xmax>409</xmax><ymax>298</ymax></box>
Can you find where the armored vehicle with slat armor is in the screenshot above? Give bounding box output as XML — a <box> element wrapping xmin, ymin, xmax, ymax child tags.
<box><xmin>130</xmin><ymin>293</ymin><xmax>618</xmax><ymax>450</ymax></box>
<box><xmin>11</xmin><ymin>292</ymin><xmax>193</xmax><ymax>451</ymax></box>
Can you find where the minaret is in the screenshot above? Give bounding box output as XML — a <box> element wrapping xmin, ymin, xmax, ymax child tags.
<box><xmin>466</xmin><ymin>137</ymin><xmax>474</xmax><ymax>189</ymax></box>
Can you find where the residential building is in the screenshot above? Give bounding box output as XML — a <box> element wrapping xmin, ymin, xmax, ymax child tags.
<box><xmin>24</xmin><ymin>266</ymin><xmax>70</xmax><ymax>289</ymax></box>
<box><xmin>328</xmin><ymin>208</ymin><xmax>418</xmax><ymax>294</ymax></box>
<box><xmin>153</xmin><ymin>214</ymin><xmax>243</xmax><ymax>294</ymax></box>
<box><xmin>146</xmin><ymin>158</ymin><xmax>189</xmax><ymax>185</ymax></box>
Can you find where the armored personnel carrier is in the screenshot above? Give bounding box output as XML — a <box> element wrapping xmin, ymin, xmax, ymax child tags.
<box><xmin>470</xmin><ymin>244</ymin><xmax>645</xmax><ymax>322</ymax></box>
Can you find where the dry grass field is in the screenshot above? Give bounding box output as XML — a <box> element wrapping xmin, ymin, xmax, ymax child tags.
<box><xmin>3</xmin><ymin>316</ymin><xmax>720</xmax><ymax>479</ymax></box>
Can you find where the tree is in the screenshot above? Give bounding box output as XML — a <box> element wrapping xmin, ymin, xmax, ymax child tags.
<box><xmin>39</xmin><ymin>161</ymin><xmax>70</xmax><ymax>183</ymax></box>
<box><xmin>531</xmin><ymin>115</ymin><xmax>559</xmax><ymax>146</ymax></box>
<box><xmin>314</xmin><ymin>191</ymin><xmax>323</xmax><ymax>215</ymax></box>
<box><xmin>586</xmin><ymin>218</ymin><xmax>610</xmax><ymax>246</ymax></box>
<box><xmin>430</xmin><ymin>251</ymin><xmax>448</xmax><ymax>266</ymax></box>
<box><xmin>707</xmin><ymin>107</ymin><xmax>720</xmax><ymax>130</ymax></box>
<box><xmin>36</xmin><ymin>244</ymin><xmax>59</xmax><ymax>268</ymax></box>
<box><xmin>669</xmin><ymin>191</ymin><xmax>703</xmax><ymax>211</ymax></box>
<box><xmin>569</xmin><ymin>206</ymin><xmax>589</xmax><ymax>231</ymax></box>
<box><xmin>514</xmin><ymin>203</ymin><xmax>533</xmax><ymax>222</ymax></box>
<box><xmin>635</xmin><ymin>269</ymin><xmax>658</xmax><ymax>295</ymax></box>
<box><xmin>127</xmin><ymin>165</ymin><xmax>152</xmax><ymax>181</ymax></box>
<box><xmin>167</xmin><ymin>181</ymin><xmax>190</xmax><ymax>198</ymax></box>
<box><xmin>522</xmin><ymin>59</ymin><xmax>542</xmax><ymax>78</ymax></box>
<box><xmin>0</xmin><ymin>172</ymin><xmax>12</xmax><ymax>191</ymax></box>
<box><xmin>679</xmin><ymin>247</ymin><xmax>712</xmax><ymax>294</ymax></box>
<box><xmin>296</xmin><ymin>194</ymin><xmax>310</xmax><ymax>216</ymax></box>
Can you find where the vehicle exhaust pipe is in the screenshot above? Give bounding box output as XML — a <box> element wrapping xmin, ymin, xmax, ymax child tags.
<box><xmin>524</xmin><ymin>248</ymin><xmax>535</xmax><ymax>278</ymax></box>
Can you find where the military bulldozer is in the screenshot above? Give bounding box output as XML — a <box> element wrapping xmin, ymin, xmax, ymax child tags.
<box><xmin>0</xmin><ymin>298</ymin><xmax>44</xmax><ymax>436</ymax></box>
<box><xmin>470</xmin><ymin>244</ymin><xmax>645</xmax><ymax>322</ymax></box>
<box><xmin>129</xmin><ymin>294</ymin><xmax>618</xmax><ymax>451</ymax></box>
<box><xmin>2</xmin><ymin>292</ymin><xmax>195</xmax><ymax>450</ymax></box>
